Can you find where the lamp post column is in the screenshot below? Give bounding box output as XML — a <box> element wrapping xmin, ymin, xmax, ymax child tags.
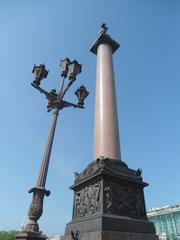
<box><xmin>37</xmin><ymin>109</ymin><xmax>58</xmax><ymax>188</ymax></box>
<box><xmin>16</xmin><ymin>59</ymin><xmax>89</xmax><ymax>240</ymax></box>
<box><xmin>23</xmin><ymin>109</ymin><xmax>58</xmax><ymax>235</ymax></box>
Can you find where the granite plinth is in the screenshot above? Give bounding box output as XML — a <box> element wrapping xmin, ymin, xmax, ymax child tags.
<box><xmin>16</xmin><ymin>232</ymin><xmax>47</xmax><ymax>240</ymax></box>
<box><xmin>62</xmin><ymin>231</ymin><xmax>158</xmax><ymax>240</ymax></box>
<box><xmin>62</xmin><ymin>158</ymin><xmax>157</xmax><ymax>240</ymax></box>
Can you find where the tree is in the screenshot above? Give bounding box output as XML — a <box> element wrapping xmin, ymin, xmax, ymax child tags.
<box><xmin>0</xmin><ymin>231</ymin><xmax>18</xmax><ymax>240</ymax></box>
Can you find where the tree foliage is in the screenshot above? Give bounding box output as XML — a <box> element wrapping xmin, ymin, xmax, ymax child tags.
<box><xmin>0</xmin><ymin>231</ymin><xmax>18</xmax><ymax>240</ymax></box>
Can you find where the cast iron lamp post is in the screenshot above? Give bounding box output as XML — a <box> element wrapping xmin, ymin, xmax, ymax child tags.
<box><xmin>23</xmin><ymin>58</ymin><xmax>89</xmax><ymax>236</ymax></box>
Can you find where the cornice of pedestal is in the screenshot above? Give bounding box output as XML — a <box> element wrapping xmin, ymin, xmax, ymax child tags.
<box><xmin>90</xmin><ymin>32</ymin><xmax>120</xmax><ymax>55</ymax></box>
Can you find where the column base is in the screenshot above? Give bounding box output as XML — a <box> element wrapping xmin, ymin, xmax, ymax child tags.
<box><xmin>62</xmin><ymin>231</ymin><xmax>158</xmax><ymax>240</ymax></box>
<box><xmin>16</xmin><ymin>232</ymin><xmax>47</xmax><ymax>240</ymax></box>
<box><xmin>62</xmin><ymin>158</ymin><xmax>158</xmax><ymax>240</ymax></box>
<box><xmin>64</xmin><ymin>214</ymin><xmax>157</xmax><ymax>240</ymax></box>
<box><xmin>65</xmin><ymin>214</ymin><xmax>156</xmax><ymax>234</ymax></box>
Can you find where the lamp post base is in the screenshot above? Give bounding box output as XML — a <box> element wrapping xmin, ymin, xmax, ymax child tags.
<box><xmin>16</xmin><ymin>232</ymin><xmax>47</xmax><ymax>240</ymax></box>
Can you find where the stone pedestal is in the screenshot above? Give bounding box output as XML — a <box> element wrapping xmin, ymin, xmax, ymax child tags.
<box><xmin>62</xmin><ymin>158</ymin><xmax>158</xmax><ymax>240</ymax></box>
<box><xmin>16</xmin><ymin>232</ymin><xmax>47</xmax><ymax>240</ymax></box>
<box><xmin>63</xmin><ymin>231</ymin><xmax>157</xmax><ymax>240</ymax></box>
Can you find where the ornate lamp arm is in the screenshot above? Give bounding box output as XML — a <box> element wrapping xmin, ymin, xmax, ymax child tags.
<box><xmin>57</xmin><ymin>78</ymin><xmax>74</xmax><ymax>102</ymax></box>
<box><xmin>31</xmin><ymin>83</ymin><xmax>55</xmax><ymax>100</ymax></box>
<box><xmin>61</xmin><ymin>100</ymin><xmax>84</xmax><ymax>109</ymax></box>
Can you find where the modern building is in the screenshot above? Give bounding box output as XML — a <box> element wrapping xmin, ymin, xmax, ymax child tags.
<box><xmin>147</xmin><ymin>204</ymin><xmax>180</xmax><ymax>240</ymax></box>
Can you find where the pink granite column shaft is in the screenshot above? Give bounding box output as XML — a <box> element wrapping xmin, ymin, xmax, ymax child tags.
<box><xmin>93</xmin><ymin>42</ymin><xmax>121</xmax><ymax>161</ymax></box>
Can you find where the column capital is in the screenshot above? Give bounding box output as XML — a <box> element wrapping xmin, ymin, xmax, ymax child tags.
<box><xmin>90</xmin><ymin>32</ymin><xmax>120</xmax><ymax>55</ymax></box>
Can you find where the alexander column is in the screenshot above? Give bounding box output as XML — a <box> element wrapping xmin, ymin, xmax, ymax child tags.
<box><xmin>63</xmin><ymin>25</ymin><xmax>158</xmax><ymax>240</ymax></box>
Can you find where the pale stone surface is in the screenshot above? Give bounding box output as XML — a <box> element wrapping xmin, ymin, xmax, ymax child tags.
<box><xmin>93</xmin><ymin>43</ymin><xmax>121</xmax><ymax>161</ymax></box>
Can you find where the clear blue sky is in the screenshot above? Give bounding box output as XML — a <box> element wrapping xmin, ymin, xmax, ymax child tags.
<box><xmin>0</xmin><ymin>0</ymin><xmax>179</xmax><ymax>237</ymax></box>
